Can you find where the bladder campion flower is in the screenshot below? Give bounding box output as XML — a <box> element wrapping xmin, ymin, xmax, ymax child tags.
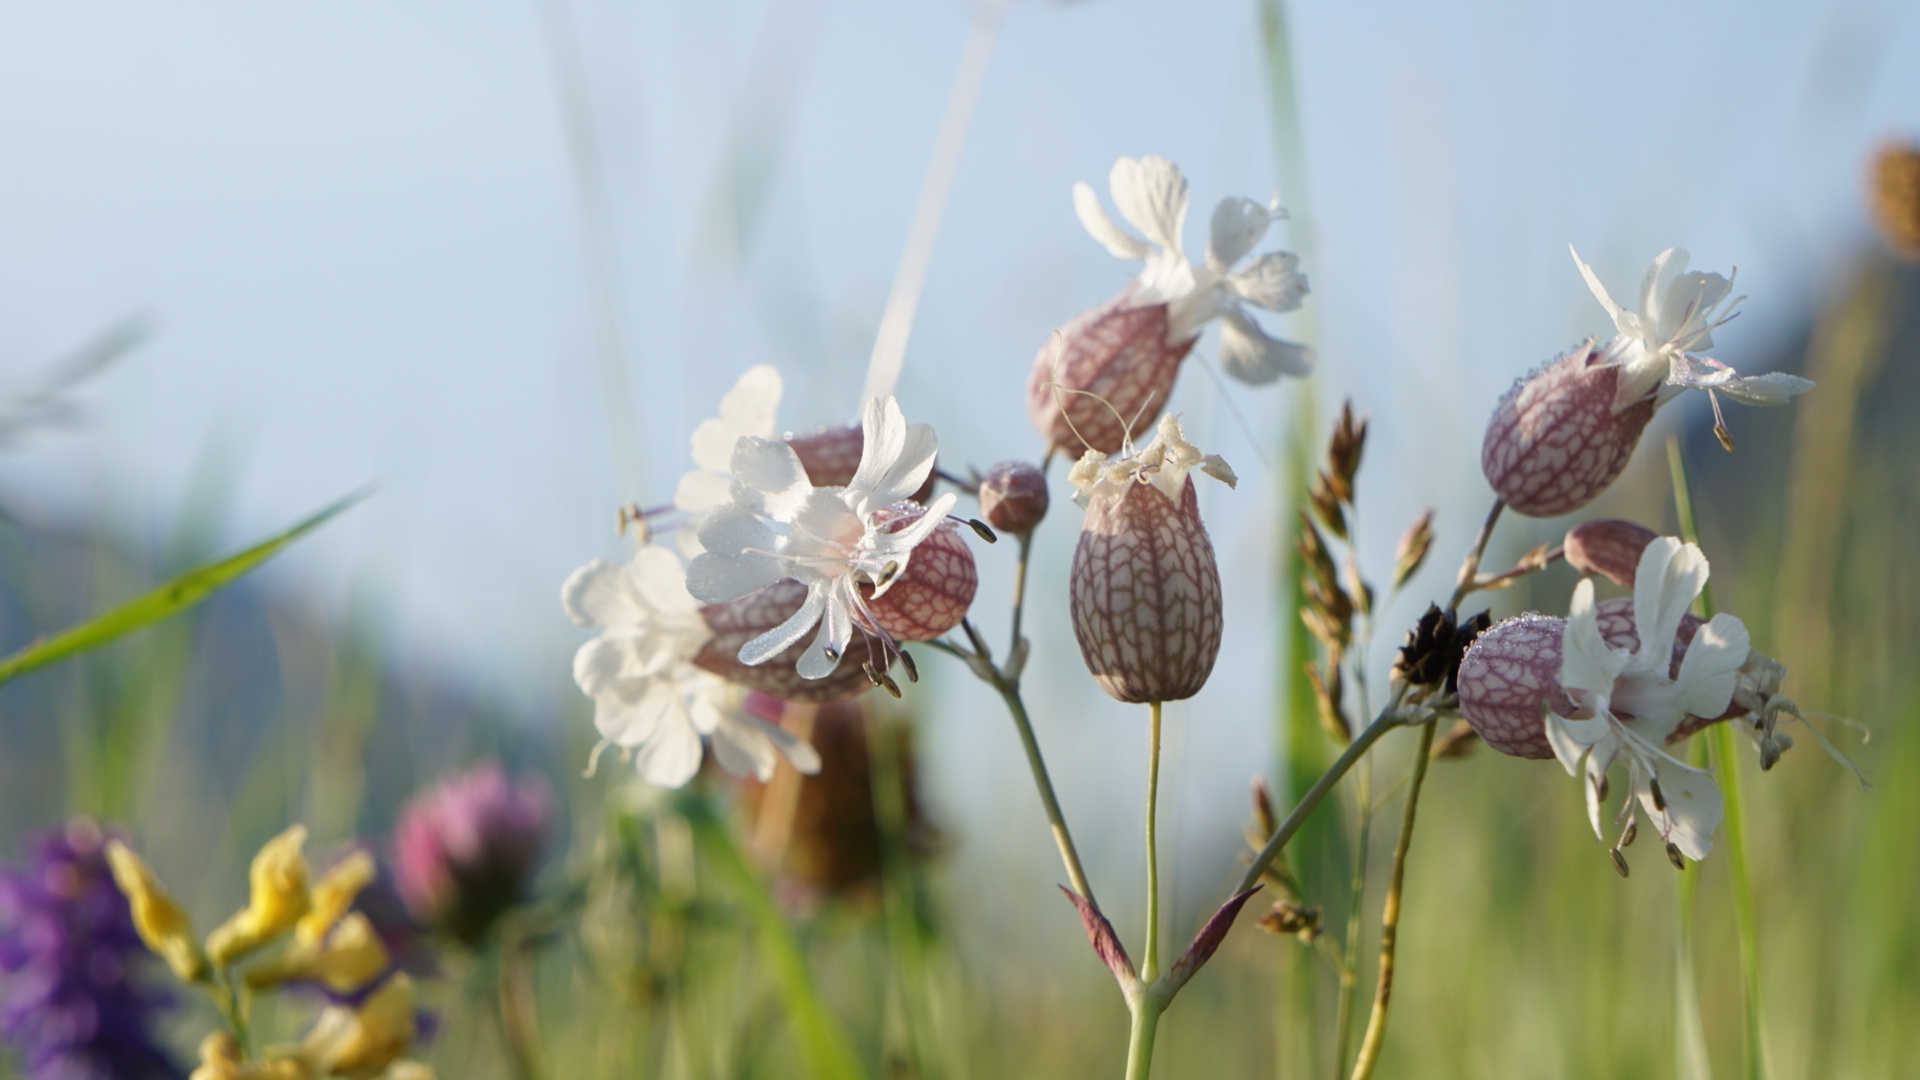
<box><xmin>686</xmin><ymin>395</ymin><xmax>972</xmax><ymax>681</ymax></box>
<box><xmin>1459</xmin><ymin>538</ymin><xmax>1750</xmax><ymax>866</ymax></box>
<box><xmin>564</xmin><ymin>544</ymin><xmax>824</xmax><ymax>786</ymax></box>
<box><xmin>1068</xmin><ymin>414</ymin><xmax>1236</xmax><ymax>704</ymax></box>
<box><xmin>1028</xmin><ymin>156</ymin><xmax>1311</xmax><ymax>456</ymax></box>
<box><xmin>1484</xmin><ymin>249</ymin><xmax>1813</xmax><ymax>518</ymax></box>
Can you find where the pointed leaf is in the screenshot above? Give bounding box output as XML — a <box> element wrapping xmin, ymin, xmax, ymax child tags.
<box><xmin>1059</xmin><ymin>887</ymin><xmax>1138</xmax><ymax>991</ymax></box>
<box><xmin>1162</xmin><ymin>886</ymin><xmax>1262</xmax><ymax>995</ymax></box>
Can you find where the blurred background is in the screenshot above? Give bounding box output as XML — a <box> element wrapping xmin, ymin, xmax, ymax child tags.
<box><xmin>1</xmin><ymin>0</ymin><xmax>1917</xmax><ymax>1076</ymax></box>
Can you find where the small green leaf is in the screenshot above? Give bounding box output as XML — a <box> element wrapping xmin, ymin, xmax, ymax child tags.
<box><xmin>0</xmin><ymin>488</ymin><xmax>370</xmax><ymax>686</ymax></box>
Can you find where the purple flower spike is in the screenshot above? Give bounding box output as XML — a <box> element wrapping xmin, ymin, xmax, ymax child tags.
<box><xmin>393</xmin><ymin>763</ymin><xmax>552</xmax><ymax>947</ymax></box>
<box><xmin>0</xmin><ymin>819</ymin><xmax>184</xmax><ymax>1080</ymax></box>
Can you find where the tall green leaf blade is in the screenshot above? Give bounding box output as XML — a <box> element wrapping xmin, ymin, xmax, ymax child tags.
<box><xmin>0</xmin><ymin>488</ymin><xmax>370</xmax><ymax>686</ymax></box>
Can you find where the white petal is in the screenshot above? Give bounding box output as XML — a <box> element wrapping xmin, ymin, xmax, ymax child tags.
<box><xmin>754</xmin><ymin>715</ymin><xmax>822</xmax><ymax>775</ymax></box>
<box><xmin>1546</xmin><ymin>711</ymin><xmax>1611</xmax><ymax>774</ymax></box>
<box><xmin>1642</xmin><ymin>756</ymin><xmax>1723</xmax><ymax>860</ymax></box>
<box><xmin>739</xmin><ymin>582</ymin><xmax>829</xmax><ymax>666</ymax></box>
<box><xmin>594</xmin><ymin>678</ymin><xmax>677</xmax><ymax>745</ymax></box>
<box><xmin>788</xmin><ymin>489</ymin><xmax>867</xmax><ymax>553</ymax></box>
<box><xmin>1074</xmin><ymin>181</ymin><xmax>1149</xmax><ymax>260</ymax></box>
<box><xmin>627</xmin><ymin>544</ymin><xmax>699</xmax><ymax>615</ymax></box>
<box><xmin>707</xmin><ymin>718</ymin><xmax>772</xmax><ymax>780</ymax></box>
<box><xmin>1561</xmin><ymin>579</ymin><xmax>1630</xmax><ymax>698</ymax></box>
<box><xmin>1583</xmin><ymin>755</ymin><xmax>1609</xmax><ymax>842</ymax></box>
<box><xmin>633</xmin><ymin>704</ymin><xmax>705</xmax><ymax>788</ymax></box>
<box><xmin>695</xmin><ymin>502</ymin><xmax>775</xmax><ymax>558</ymax></box>
<box><xmin>1225</xmin><ymin>252</ymin><xmax>1308</xmax><ymax>313</ymax></box>
<box><xmin>796</xmin><ymin>592</ymin><xmax>853</xmax><ymax>679</ymax></box>
<box><xmin>719</xmin><ymin>364</ymin><xmax>783</xmax><ymax>439</ymax></box>
<box><xmin>1674</xmin><ymin>613</ymin><xmax>1750</xmax><ymax>720</ymax></box>
<box><xmin>689</xmin><ymin>417</ymin><xmax>742</xmax><ymax>475</ymax></box>
<box><xmin>1206</xmin><ymin>197</ymin><xmax>1272</xmax><ymax>271</ymax></box>
<box><xmin>731</xmin><ymin>436</ymin><xmax>811</xmax><ymax>501</ymax></box>
<box><xmin>847</xmin><ymin>396</ymin><xmax>939</xmax><ymax>509</ymax></box>
<box><xmin>1637</xmin><ymin>248</ymin><xmax>1689</xmax><ymax>329</ymax></box>
<box><xmin>1110</xmin><ymin>156</ymin><xmax>1189</xmax><ymax>258</ymax></box>
<box><xmin>1218</xmin><ymin>308</ymin><xmax>1315</xmax><ymax>385</ymax></box>
<box><xmin>1629</xmin><ymin>538</ymin><xmax>1705</xmax><ymax>673</ymax></box>
<box><xmin>674</xmin><ymin>469</ymin><xmax>733</xmax><ymax>514</ymax></box>
<box><xmin>1714</xmin><ymin>372</ymin><xmax>1814</xmax><ymax>406</ymax></box>
<box><xmin>561</xmin><ymin>559</ymin><xmax>635</xmax><ymax>628</ymax></box>
<box><xmin>1570</xmin><ymin>245</ymin><xmax>1628</xmax><ymax>328</ymax></box>
<box><xmin>685</xmin><ymin>549</ymin><xmax>785</xmax><ymax>605</ymax></box>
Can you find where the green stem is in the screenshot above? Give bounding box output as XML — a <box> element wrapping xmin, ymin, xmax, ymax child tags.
<box><xmin>1143</xmin><ymin>702</ymin><xmax>1165</xmax><ymax>982</ymax></box>
<box><xmin>1123</xmin><ymin>996</ymin><xmax>1165</xmax><ymax>1080</ymax></box>
<box><xmin>1348</xmin><ymin>722</ymin><xmax>1436</xmax><ymax>1080</ymax></box>
<box><xmin>1237</xmin><ymin>702</ymin><xmax>1403</xmax><ymax>896</ymax></box>
<box><xmin>496</xmin><ymin>938</ymin><xmax>548</xmax><ymax>1080</ymax></box>
<box><xmin>1331</xmin><ymin>756</ymin><xmax>1372</xmax><ymax>1078</ymax></box>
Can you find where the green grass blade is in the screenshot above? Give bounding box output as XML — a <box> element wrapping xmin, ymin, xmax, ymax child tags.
<box><xmin>0</xmin><ymin>488</ymin><xmax>370</xmax><ymax>686</ymax></box>
<box><xmin>1669</xmin><ymin>437</ymin><xmax>1767</xmax><ymax>1080</ymax></box>
<box><xmin>680</xmin><ymin>792</ymin><xmax>872</xmax><ymax>1080</ymax></box>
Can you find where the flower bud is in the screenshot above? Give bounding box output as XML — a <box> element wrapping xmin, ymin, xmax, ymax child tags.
<box><xmin>785</xmin><ymin>422</ymin><xmax>937</xmax><ymax>503</ymax></box>
<box><xmin>392</xmin><ymin>764</ymin><xmax>550</xmax><ymax>947</ymax></box>
<box><xmin>104</xmin><ymin>839</ymin><xmax>206</xmax><ymax>984</ymax></box>
<box><xmin>1563</xmin><ymin>519</ymin><xmax>1660</xmax><ymax>587</ymax></box>
<box><xmin>860</xmin><ymin>505</ymin><xmax>978</xmax><ymax>643</ymax></box>
<box><xmin>1071</xmin><ymin>476</ymin><xmax>1223</xmax><ymax>704</ymax></box>
<box><xmin>977</xmin><ymin>461</ymin><xmax>1050</xmax><ymax>535</ymax></box>
<box><xmin>1028</xmin><ymin>293</ymin><xmax>1196</xmax><ymax>457</ymax></box>
<box><xmin>1482</xmin><ymin>341</ymin><xmax>1656</xmax><ymax>517</ymax></box>
<box><xmin>695</xmin><ymin>580</ymin><xmax>882</xmax><ymax>703</ymax></box>
<box><xmin>1871</xmin><ymin>142</ymin><xmax>1920</xmax><ymax>259</ymax></box>
<box><xmin>1456</xmin><ymin>614</ymin><xmax>1576</xmax><ymax>759</ymax></box>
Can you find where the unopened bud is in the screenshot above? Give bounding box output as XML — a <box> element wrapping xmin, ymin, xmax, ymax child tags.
<box><xmin>1482</xmin><ymin>341</ymin><xmax>1657</xmax><ymax>518</ymax></box>
<box><xmin>978</xmin><ymin>461</ymin><xmax>1050</xmax><ymax>535</ymax></box>
<box><xmin>1564</xmin><ymin>519</ymin><xmax>1659</xmax><ymax>587</ymax></box>
<box><xmin>1027</xmin><ymin>295</ymin><xmax>1196</xmax><ymax>456</ymax></box>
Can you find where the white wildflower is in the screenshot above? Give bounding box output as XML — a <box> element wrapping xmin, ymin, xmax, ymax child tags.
<box><xmin>563</xmin><ymin>543</ymin><xmax>820</xmax><ymax>787</ymax></box>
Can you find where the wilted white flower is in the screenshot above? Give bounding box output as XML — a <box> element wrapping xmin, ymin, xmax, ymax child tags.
<box><xmin>1546</xmin><ymin>537</ymin><xmax>1750</xmax><ymax>862</ymax></box>
<box><xmin>564</xmin><ymin>544</ymin><xmax>821</xmax><ymax>787</ymax></box>
<box><xmin>686</xmin><ymin>396</ymin><xmax>962</xmax><ymax>680</ymax></box>
<box><xmin>1572</xmin><ymin>246</ymin><xmax>1813</xmax><ymax>441</ymax></box>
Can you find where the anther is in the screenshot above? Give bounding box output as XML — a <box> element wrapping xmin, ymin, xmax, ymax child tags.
<box><xmin>877</xmin><ymin>669</ymin><xmax>903</xmax><ymax>699</ymax></box>
<box><xmin>1592</xmin><ymin>772</ymin><xmax>1610</xmax><ymax>804</ymax></box>
<box><xmin>967</xmin><ymin>518</ymin><xmax>999</xmax><ymax>544</ymax></box>
<box><xmin>1714</xmin><ymin>422</ymin><xmax>1736</xmax><ymax>453</ymax></box>
<box><xmin>1665</xmin><ymin>842</ymin><xmax>1686</xmax><ymax>871</ymax></box>
<box><xmin>824</xmin><ymin>646</ymin><xmax>841</xmax><ymax>663</ymax></box>
<box><xmin>897</xmin><ymin>649</ymin><xmax>919</xmax><ymax>683</ymax></box>
<box><xmin>862</xmin><ymin>662</ymin><xmax>884</xmax><ymax>687</ymax></box>
<box><xmin>1609</xmin><ymin>848</ymin><xmax>1630</xmax><ymax>878</ymax></box>
<box><xmin>1649</xmin><ymin>776</ymin><xmax>1666</xmax><ymax>812</ymax></box>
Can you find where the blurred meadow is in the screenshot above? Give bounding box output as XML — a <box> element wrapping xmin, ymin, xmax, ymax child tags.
<box><xmin>2</xmin><ymin>1</ymin><xmax>1918</xmax><ymax>1077</ymax></box>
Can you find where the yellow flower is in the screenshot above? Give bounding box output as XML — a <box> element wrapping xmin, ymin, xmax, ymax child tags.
<box><xmin>296</xmin><ymin>851</ymin><xmax>376</xmax><ymax>948</ymax></box>
<box><xmin>382</xmin><ymin>1064</ymin><xmax>437</xmax><ymax>1080</ymax></box>
<box><xmin>104</xmin><ymin>840</ymin><xmax>206</xmax><ymax>983</ymax></box>
<box><xmin>245</xmin><ymin>913</ymin><xmax>391</xmax><ymax>996</ymax></box>
<box><xmin>189</xmin><ymin>1033</ymin><xmax>313</xmax><ymax>1080</ymax></box>
<box><xmin>302</xmin><ymin>974</ymin><xmax>420</xmax><ymax>1080</ymax></box>
<box><xmin>207</xmin><ymin>826</ymin><xmax>313</xmax><ymax>966</ymax></box>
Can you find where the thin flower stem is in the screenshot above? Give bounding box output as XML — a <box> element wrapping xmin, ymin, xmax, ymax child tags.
<box><xmin>1143</xmin><ymin>701</ymin><xmax>1165</xmax><ymax>983</ymax></box>
<box><xmin>1330</xmin><ymin>756</ymin><xmax>1372</xmax><ymax>1079</ymax></box>
<box><xmin>1348</xmin><ymin>720</ymin><xmax>1436</xmax><ymax>1080</ymax></box>
<box><xmin>934</xmin><ymin>626</ymin><xmax>1098</xmax><ymax>904</ymax></box>
<box><xmin>1447</xmin><ymin>499</ymin><xmax>1506</xmax><ymax>611</ymax></box>
<box><xmin>1237</xmin><ymin>700</ymin><xmax>1404</xmax><ymax>896</ymax></box>
<box><xmin>1009</xmin><ymin>530</ymin><xmax>1033</xmax><ymax>664</ymax></box>
<box><xmin>211</xmin><ymin>969</ymin><xmax>252</xmax><ymax>1060</ymax></box>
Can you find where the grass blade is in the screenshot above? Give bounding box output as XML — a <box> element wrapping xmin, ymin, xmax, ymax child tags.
<box><xmin>680</xmin><ymin>792</ymin><xmax>872</xmax><ymax>1080</ymax></box>
<box><xmin>0</xmin><ymin>488</ymin><xmax>370</xmax><ymax>686</ymax></box>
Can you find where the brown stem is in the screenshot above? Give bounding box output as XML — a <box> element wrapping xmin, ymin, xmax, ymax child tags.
<box><xmin>1447</xmin><ymin>500</ymin><xmax>1505</xmax><ymax>610</ymax></box>
<box><xmin>1348</xmin><ymin>720</ymin><xmax>1436</xmax><ymax>1080</ymax></box>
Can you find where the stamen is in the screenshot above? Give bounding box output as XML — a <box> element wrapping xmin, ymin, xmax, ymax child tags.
<box><xmin>1620</xmin><ymin>817</ymin><xmax>1637</xmax><ymax>849</ymax></box>
<box><xmin>897</xmin><ymin>649</ymin><xmax>919</xmax><ymax>683</ymax></box>
<box><xmin>1649</xmin><ymin>776</ymin><xmax>1666</xmax><ymax>812</ymax></box>
<box><xmin>582</xmin><ymin>738</ymin><xmax>613</xmax><ymax>779</ymax></box>
<box><xmin>966</xmin><ymin>518</ymin><xmax>998</xmax><ymax>544</ymax></box>
<box><xmin>824</xmin><ymin>645</ymin><xmax>841</xmax><ymax>663</ymax></box>
<box><xmin>1592</xmin><ymin>771</ymin><xmax>1610</xmax><ymax>804</ymax></box>
<box><xmin>1608</xmin><ymin>848</ymin><xmax>1630</xmax><ymax>878</ymax></box>
<box><xmin>876</xmin><ymin>668</ymin><xmax>903</xmax><ymax>699</ymax></box>
<box><xmin>1665</xmin><ymin>842</ymin><xmax>1687</xmax><ymax>871</ymax></box>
